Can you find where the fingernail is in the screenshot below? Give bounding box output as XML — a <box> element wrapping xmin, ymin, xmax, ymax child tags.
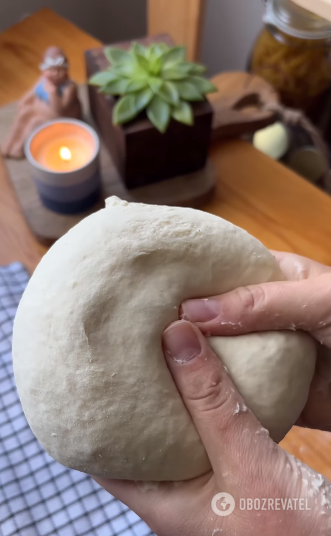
<box><xmin>163</xmin><ymin>322</ymin><xmax>202</xmax><ymax>363</ymax></box>
<box><xmin>181</xmin><ymin>299</ymin><xmax>219</xmax><ymax>323</ymax></box>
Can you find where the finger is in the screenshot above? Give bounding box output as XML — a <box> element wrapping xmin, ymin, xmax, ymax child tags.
<box><xmin>162</xmin><ymin>320</ymin><xmax>272</xmax><ymax>479</ymax></box>
<box><xmin>93</xmin><ymin>477</ymin><xmax>138</xmax><ymax>504</ymax></box>
<box><xmin>180</xmin><ymin>273</ymin><xmax>331</xmax><ymax>336</ymax></box>
<box><xmin>92</xmin><ymin>471</ymin><xmax>212</xmax><ymax>534</ymax></box>
<box><xmin>271</xmin><ymin>251</ymin><xmax>331</xmax><ymax>281</ymax></box>
<box><xmin>92</xmin><ymin>477</ymin><xmax>165</xmax><ymax>527</ymax></box>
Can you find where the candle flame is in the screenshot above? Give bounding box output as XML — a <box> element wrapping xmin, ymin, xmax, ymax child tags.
<box><xmin>59</xmin><ymin>146</ymin><xmax>72</xmax><ymax>161</ymax></box>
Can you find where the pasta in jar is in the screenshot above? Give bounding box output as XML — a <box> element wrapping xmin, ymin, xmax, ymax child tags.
<box><xmin>250</xmin><ymin>27</ymin><xmax>331</xmax><ymax>112</ymax></box>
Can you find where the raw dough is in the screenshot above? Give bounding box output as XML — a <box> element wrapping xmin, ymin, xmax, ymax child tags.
<box><xmin>13</xmin><ymin>197</ymin><xmax>316</xmax><ymax>481</ymax></box>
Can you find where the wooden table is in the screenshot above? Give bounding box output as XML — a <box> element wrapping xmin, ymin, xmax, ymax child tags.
<box><xmin>1</xmin><ymin>8</ymin><xmax>331</xmax><ymax>479</ymax></box>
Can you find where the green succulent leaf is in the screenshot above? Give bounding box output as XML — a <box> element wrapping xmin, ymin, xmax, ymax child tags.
<box><xmin>156</xmin><ymin>81</ymin><xmax>179</xmax><ymax>105</ymax></box>
<box><xmin>105</xmin><ymin>47</ymin><xmax>132</xmax><ymax>65</ymax></box>
<box><xmin>89</xmin><ymin>71</ymin><xmax>118</xmax><ymax>86</ymax></box>
<box><xmin>135</xmin><ymin>87</ymin><xmax>154</xmax><ymax>112</ymax></box>
<box><xmin>101</xmin><ymin>78</ymin><xmax>130</xmax><ymax>95</ymax></box>
<box><xmin>156</xmin><ymin>43</ymin><xmax>169</xmax><ymax>55</ymax></box>
<box><xmin>90</xmin><ymin>42</ymin><xmax>212</xmax><ymax>132</ymax></box>
<box><xmin>112</xmin><ymin>62</ymin><xmax>139</xmax><ymax>78</ymax></box>
<box><xmin>161</xmin><ymin>46</ymin><xmax>186</xmax><ymax>68</ymax></box>
<box><xmin>160</xmin><ymin>69</ymin><xmax>186</xmax><ymax>81</ymax></box>
<box><xmin>149</xmin><ymin>56</ymin><xmax>163</xmax><ymax>76</ymax></box>
<box><xmin>147</xmin><ymin>43</ymin><xmax>168</xmax><ymax>63</ymax></box>
<box><xmin>172</xmin><ymin>101</ymin><xmax>194</xmax><ymax>126</ymax></box>
<box><xmin>147</xmin><ymin>95</ymin><xmax>171</xmax><ymax>133</ymax></box>
<box><xmin>174</xmin><ymin>81</ymin><xmax>204</xmax><ymax>101</ymax></box>
<box><xmin>187</xmin><ymin>62</ymin><xmax>207</xmax><ymax>75</ymax></box>
<box><xmin>188</xmin><ymin>76</ymin><xmax>218</xmax><ymax>94</ymax></box>
<box><xmin>132</xmin><ymin>42</ymin><xmax>147</xmax><ymax>58</ymax></box>
<box><xmin>113</xmin><ymin>95</ymin><xmax>139</xmax><ymax>125</ymax></box>
<box><xmin>148</xmin><ymin>77</ymin><xmax>163</xmax><ymax>93</ymax></box>
<box><xmin>161</xmin><ymin>63</ymin><xmax>192</xmax><ymax>81</ymax></box>
<box><xmin>125</xmin><ymin>78</ymin><xmax>148</xmax><ymax>92</ymax></box>
<box><xmin>172</xmin><ymin>62</ymin><xmax>192</xmax><ymax>74</ymax></box>
<box><xmin>134</xmin><ymin>52</ymin><xmax>150</xmax><ymax>73</ymax></box>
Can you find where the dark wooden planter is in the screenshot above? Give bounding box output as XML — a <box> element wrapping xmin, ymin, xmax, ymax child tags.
<box><xmin>85</xmin><ymin>35</ymin><xmax>213</xmax><ymax>190</ymax></box>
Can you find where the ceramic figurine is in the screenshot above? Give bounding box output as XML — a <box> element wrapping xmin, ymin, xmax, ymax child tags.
<box><xmin>2</xmin><ymin>46</ymin><xmax>82</xmax><ymax>159</ymax></box>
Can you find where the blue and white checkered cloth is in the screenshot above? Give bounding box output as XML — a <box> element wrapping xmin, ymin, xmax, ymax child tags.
<box><xmin>0</xmin><ymin>263</ymin><xmax>153</xmax><ymax>536</ymax></box>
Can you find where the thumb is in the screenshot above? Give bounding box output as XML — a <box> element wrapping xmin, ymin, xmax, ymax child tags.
<box><xmin>180</xmin><ymin>273</ymin><xmax>331</xmax><ymax>340</ymax></box>
<box><xmin>162</xmin><ymin>320</ymin><xmax>274</xmax><ymax>481</ymax></box>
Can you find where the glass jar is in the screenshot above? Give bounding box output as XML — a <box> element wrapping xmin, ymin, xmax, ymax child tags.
<box><xmin>250</xmin><ymin>0</ymin><xmax>331</xmax><ymax>112</ymax></box>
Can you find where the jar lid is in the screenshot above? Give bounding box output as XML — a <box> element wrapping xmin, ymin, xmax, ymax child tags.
<box><xmin>264</xmin><ymin>0</ymin><xmax>331</xmax><ymax>39</ymax></box>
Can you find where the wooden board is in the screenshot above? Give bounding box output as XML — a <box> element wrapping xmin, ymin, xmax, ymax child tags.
<box><xmin>210</xmin><ymin>72</ymin><xmax>279</xmax><ymax>139</ymax></box>
<box><xmin>2</xmin><ymin>8</ymin><xmax>331</xmax><ymax>481</ymax></box>
<box><xmin>148</xmin><ymin>0</ymin><xmax>206</xmax><ymax>61</ymax></box>
<box><xmin>0</xmin><ymin>86</ymin><xmax>215</xmax><ymax>245</ymax></box>
<box><xmin>292</xmin><ymin>0</ymin><xmax>331</xmax><ymax>22</ymax></box>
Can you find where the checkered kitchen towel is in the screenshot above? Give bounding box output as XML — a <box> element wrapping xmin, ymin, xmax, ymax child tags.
<box><xmin>0</xmin><ymin>263</ymin><xmax>153</xmax><ymax>536</ymax></box>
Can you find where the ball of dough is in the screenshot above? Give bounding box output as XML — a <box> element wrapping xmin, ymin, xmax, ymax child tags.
<box><xmin>13</xmin><ymin>197</ymin><xmax>316</xmax><ymax>481</ymax></box>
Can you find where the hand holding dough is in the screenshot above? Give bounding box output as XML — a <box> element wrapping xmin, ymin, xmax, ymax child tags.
<box><xmin>13</xmin><ymin>197</ymin><xmax>316</xmax><ymax>481</ymax></box>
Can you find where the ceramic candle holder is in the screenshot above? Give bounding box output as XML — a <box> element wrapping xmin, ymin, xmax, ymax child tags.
<box><xmin>25</xmin><ymin>119</ymin><xmax>101</xmax><ymax>214</ymax></box>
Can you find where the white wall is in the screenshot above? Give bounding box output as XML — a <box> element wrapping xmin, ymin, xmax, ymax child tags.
<box><xmin>201</xmin><ymin>0</ymin><xmax>265</xmax><ymax>76</ymax></box>
<box><xmin>0</xmin><ymin>0</ymin><xmax>147</xmax><ymax>43</ymax></box>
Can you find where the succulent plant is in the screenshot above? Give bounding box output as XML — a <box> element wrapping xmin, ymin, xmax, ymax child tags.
<box><xmin>89</xmin><ymin>42</ymin><xmax>217</xmax><ymax>133</ymax></box>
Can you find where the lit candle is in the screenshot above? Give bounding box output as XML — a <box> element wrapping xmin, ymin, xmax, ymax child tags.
<box><xmin>25</xmin><ymin>119</ymin><xmax>101</xmax><ymax>214</ymax></box>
